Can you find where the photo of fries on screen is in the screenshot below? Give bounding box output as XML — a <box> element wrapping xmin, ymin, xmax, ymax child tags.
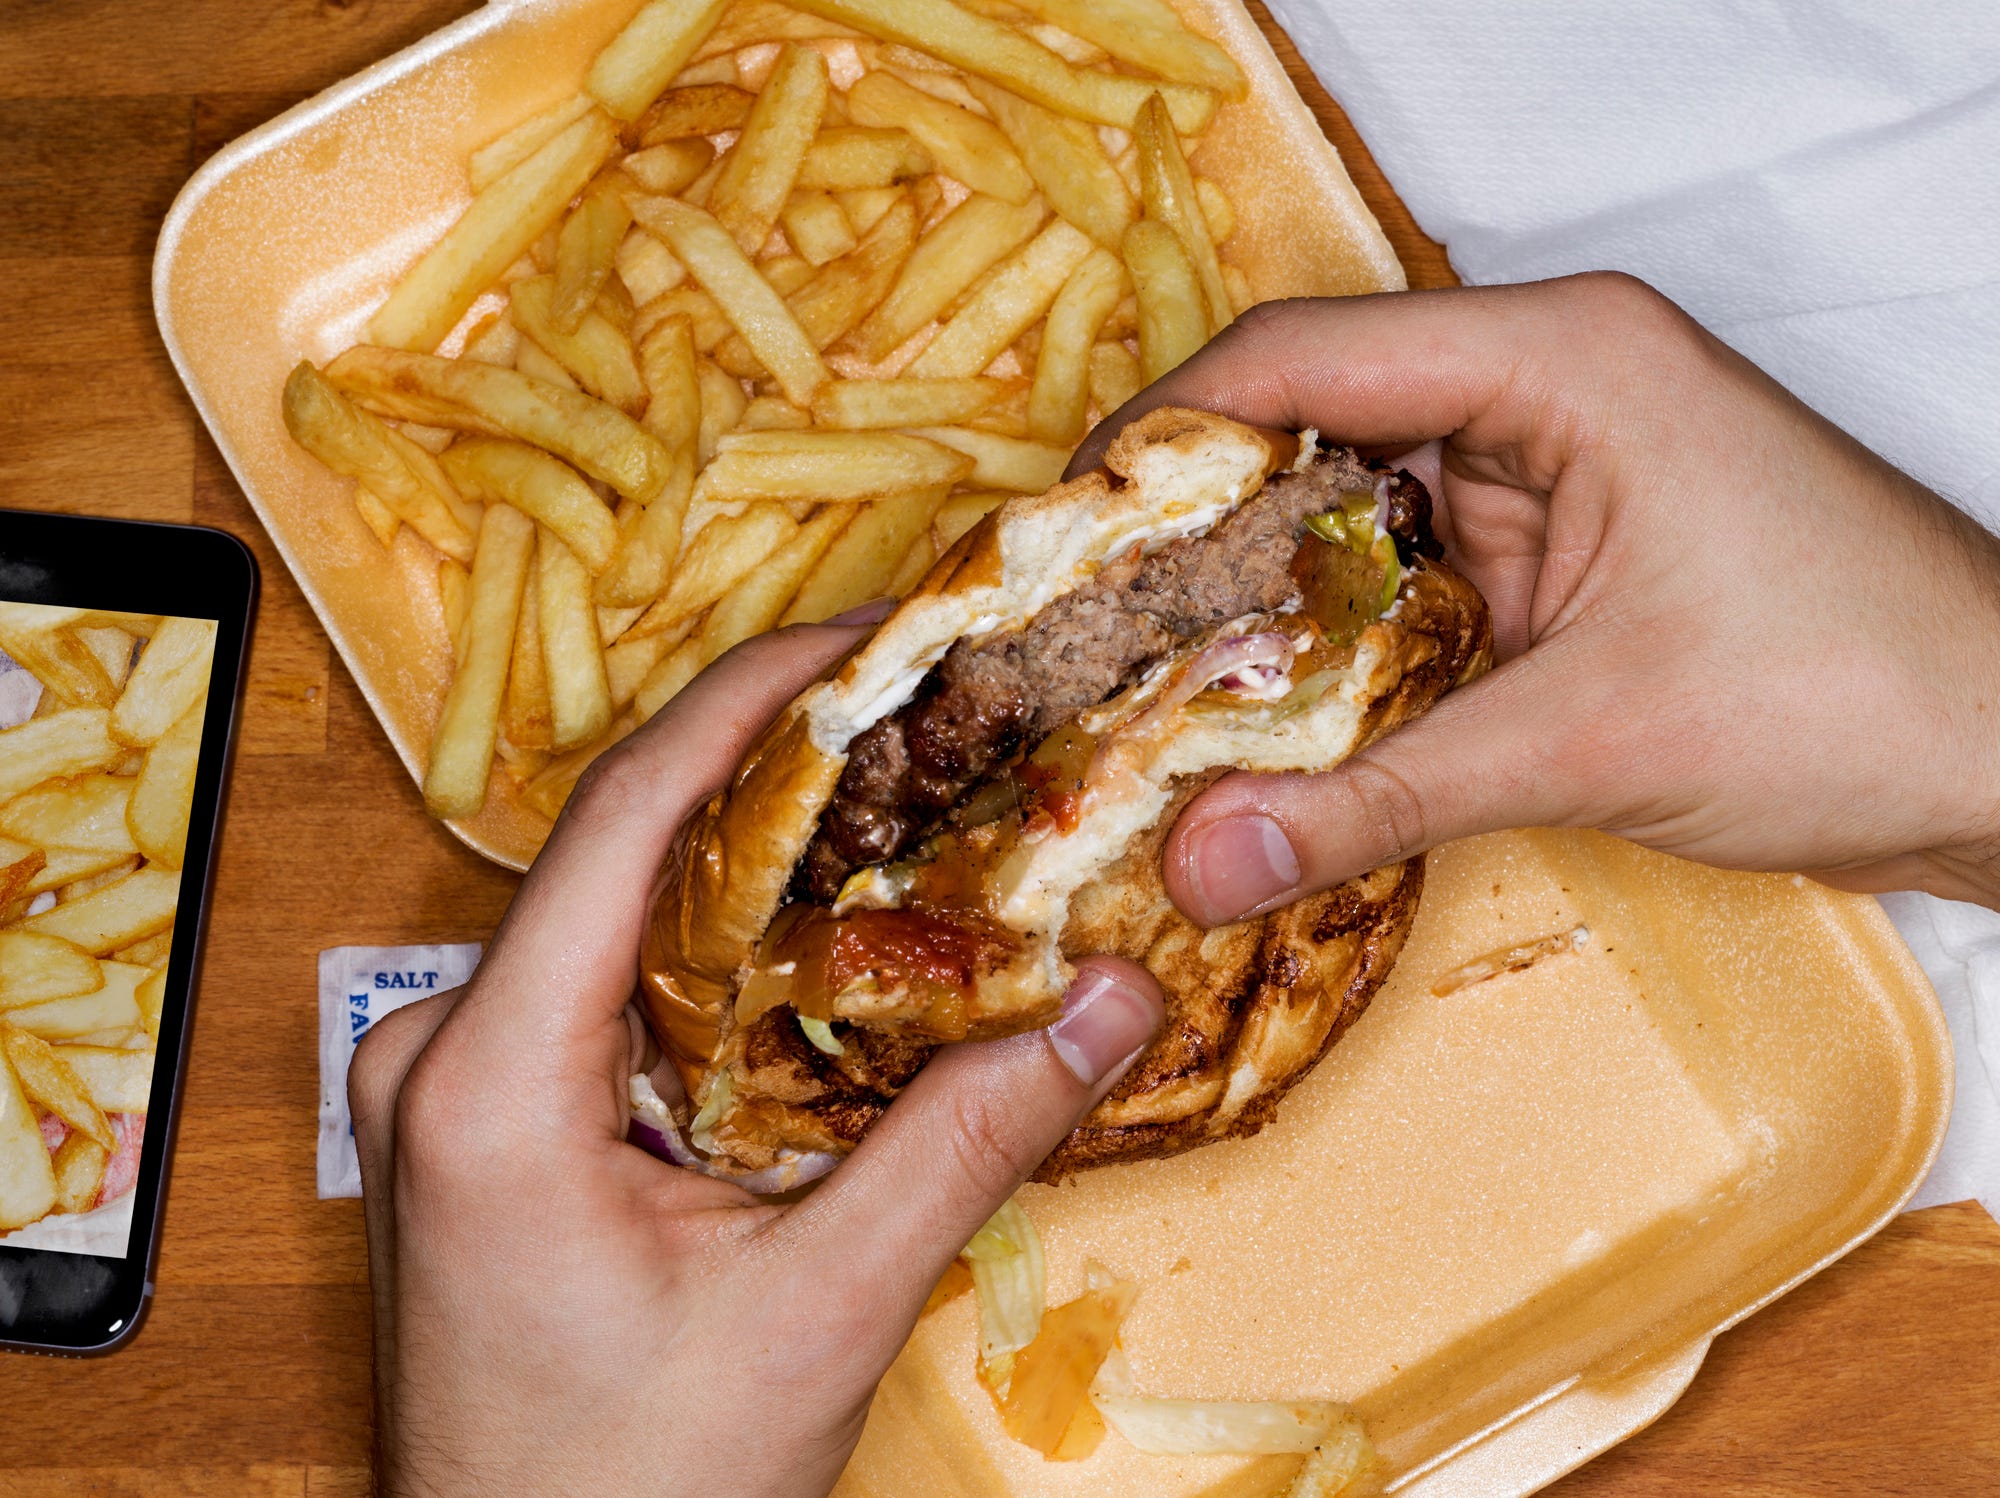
<box><xmin>0</xmin><ymin>605</ymin><xmax>210</xmax><ymax>1256</ymax></box>
<box><xmin>282</xmin><ymin>0</ymin><xmax>1250</xmax><ymax>844</ymax></box>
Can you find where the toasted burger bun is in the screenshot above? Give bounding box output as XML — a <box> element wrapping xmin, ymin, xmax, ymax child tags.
<box><xmin>639</xmin><ymin>408</ymin><xmax>1490</xmax><ymax>1187</ymax></box>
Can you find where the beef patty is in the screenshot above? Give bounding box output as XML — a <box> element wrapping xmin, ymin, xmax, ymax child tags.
<box><xmin>795</xmin><ymin>444</ymin><xmax>1439</xmax><ymax>901</ymax></box>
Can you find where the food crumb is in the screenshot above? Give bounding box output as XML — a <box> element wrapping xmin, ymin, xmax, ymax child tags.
<box><xmin>1169</xmin><ymin>1257</ymin><xmax>1193</xmax><ymax>1275</ymax></box>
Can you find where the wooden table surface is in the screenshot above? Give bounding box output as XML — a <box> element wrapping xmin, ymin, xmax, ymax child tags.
<box><xmin>2</xmin><ymin>0</ymin><xmax>1996</xmax><ymax>1492</ymax></box>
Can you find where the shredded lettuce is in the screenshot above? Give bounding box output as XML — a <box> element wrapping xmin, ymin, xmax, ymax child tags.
<box><xmin>798</xmin><ymin>1015</ymin><xmax>845</xmax><ymax>1055</ymax></box>
<box><xmin>967</xmin><ymin>1197</ymin><xmax>1045</xmax><ymax>1383</ymax></box>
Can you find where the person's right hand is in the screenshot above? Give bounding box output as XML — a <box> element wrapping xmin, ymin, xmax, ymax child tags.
<box><xmin>1071</xmin><ymin>274</ymin><xmax>2000</xmax><ymax>918</ymax></box>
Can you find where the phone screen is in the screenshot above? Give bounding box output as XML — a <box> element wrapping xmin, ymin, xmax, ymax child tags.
<box><xmin>0</xmin><ymin>603</ymin><xmax>217</xmax><ymax>1262</ymax></box>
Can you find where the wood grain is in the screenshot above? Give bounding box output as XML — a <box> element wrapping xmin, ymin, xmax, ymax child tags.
<box><xmin>0</xmin><ymin>0</ymin><xmax>1992</xmax><ymax>1492</ymax></box>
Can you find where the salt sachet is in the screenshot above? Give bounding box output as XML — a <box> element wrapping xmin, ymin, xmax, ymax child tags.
<box><xmin>317</xmin><ymin>943</ymin><xmax>483</xmax><ymax>1198</ymax></box>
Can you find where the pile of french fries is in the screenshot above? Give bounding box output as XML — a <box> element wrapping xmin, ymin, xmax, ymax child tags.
<box><xmin>0</xmin><ymin>605</ymin><xmax>205</xmax><ymax>1237</ymax></box>
<box><xmin>282</xmin><ymin>0</ymin><xmax>1252</xmax><ymax>832</ymax></box>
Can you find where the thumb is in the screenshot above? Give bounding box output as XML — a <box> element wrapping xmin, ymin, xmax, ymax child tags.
<box><xmin>779</xmin><ymin>957</ymin><xmax>1162</xmax><ymax>1318</ymax></box>
<box><xmin>1165</xmin><ymin>648</ymin><xmax>1601</xmax><ymax>926</ymax></box>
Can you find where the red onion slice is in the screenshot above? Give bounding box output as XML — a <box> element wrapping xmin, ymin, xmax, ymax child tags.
<box><xmin>1088</xmin><ymin>631</ymin><xmax>1296</xmax><ymax>784</ymax></box>
<box><xmin>627</xmin><ymin>1072</ymin><xmax>841</xmax><ymax>1194</ymax></box>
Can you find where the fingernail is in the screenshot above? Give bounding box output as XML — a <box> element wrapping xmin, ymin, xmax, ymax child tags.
<box><xmin>1182</xmin><ymin>814</ymin><xmax>1301</xmax><ymax>926</ymax></box>
<box><xmin>827</xmin><ymin>597</ymin><xmax>897</xmax><ymax>626</ymax></box>
<box><xmin>1047</xmin><ymin>970</ymin><xmax>1157</xmax><ymax>1086</ymax></box>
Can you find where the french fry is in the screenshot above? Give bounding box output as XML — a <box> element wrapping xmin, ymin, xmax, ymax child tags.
<box><xmin>520</xmin><ymin>712</ymin><xmax>638</xmax><ymax>819</ymax></box>
<box><xmin>1135</xmin><ymin>93</ymin><xmax>1230</xmax><ymax>333</ymax></box>
<box><xmin>965</xmin><ymin>80</ymin><xmax>1134</xmax><ymax>250</ymax></box>
<box><xmin>695</xmin><ymin>504</ymin><xmax>856</xmax><ymax>661</ymax></box>
<box><xmin>135</xmin><ymin>962</ymin><xmax>167</xmax><ymax>1042</ymax></box>
<box><xmin>114</xmin><ymin>928</ymin><xmax>171</xmax><ymax>969</ymax></box>
<box><xmin>586</xmin><ymin>0</ymin><xmax>733</xmax><ymax>121</ymax></box>
<box><xmin>127</xmin><ymin>696</ymin><xmax>204</xmax><ymax>870</ymax></box>
<box><xmin>536</xmin><ymin>530</ymin><xmax>615</xmax><ymax>752</ymax></box>
<box><xmin>370</xmin><ymin>109</ymin><xmax>620</xmax><ymax>352</ymax></box>
<box><xmin>702</xmin><ymin>429</ymin><xmax>972</xmax><ymax>501</ymax></box>
<box><xmin>597</xmin><ymin>603</ymin><xmax>646</xmax><ymax>646</ymax></box>
<box><xmin>781</xmin><ymin>486</ymin><xmax>948</xmax><ymax>623</ymax></box>
<box><xmin>468</xmin><ymin>92</ymin><xmax>596</xmax><ymax>192</ymax></box>
<box><xmin>52</xmin><ymin>1045</ymin><xmax>153</xmax><ymax>1115</ymax></box>
<box><xmin>439</xmin><ymin>437</ymin><xmax>620</xmax><ymax>574</ymax></box>
<box><xmin>781</xmin><ymin>0</ymin><xmax>1217</xmax><ymax>131</ymax></box>
<box><xmin>637</xmin><ymin>501</ymin><xmax>800</xmax><ymax>633</ymax></box>
<box><xmin>848</xmin><ymin>71</ymin><xmax>1034</xmax><ymax>204</ymax></box>
<box><xmin>551</xmin><ymin>173</ymin><xmax>634</xmax><ymax>333</ymax></box>
<box><xmin>2</xmin><ymin>1027</ymin><xmax>112</xmax><ymax>1150</ymax></box>
<box><xmin>908</xmin><ymin>426</ymin><xmax>1068</xmax><ymax>491</ymax></box>
<box><xmin>1088</xmin><ymin>338</ymin><xmax>1141</xmax><ymax>413</ymax></box>
<box><xmin>460</xmin><ymin>310</ymin><xmax>521</xmax><ymax>367</ymax></box>
<box><xmin>20</xmin><ymin>867</ymin><xmax>180</xmax><ymax>957</ymax></box>
<box><xmin>1221</xmin><ymin>262</ymin><xmax>1252</xmax><ymax>315</ymax></box>
<box><xmin>850</xmin><ymin>194</ymin><xmax>1046</xmax><ymax>361</ymax></box>
<box><xmin>0</xmin><ymin>773</ymin><xmax>135</xmax><ymax>857</ymax></box>
<box><xmin>615</xmin><ymin>228</ymin><xmax>687</xmax><ymax>309</ymax></box>
<box><xmin>695</xmin><ymin>0</ymin><xmax>864</xmax><ymax>54</ymax></box>
<box><xmin>712</xmin><ymin>44</ymin><xmax>830</xmax><ymax>254</ymax></box>
<box><xmin>908</xmin><ymin>218</ymin><xmax>1093</xmax><ymax>376</ymax></box>
<box><xmin>638</xmin><ymin>83</ymin><xmax>756</xmax><ymax>142</ymax></box>
<box><xmin>836</xmin><ymin>185</ymin><xmax>906</xmax><ymax>235</ymax></box>
<box><xmin>423</xmin><ymin>503</ymin><xmax>536</xmax><ymax>818</ymax></box>
<box><xmin>0</xmin><ymin>960</ymin><xmax>141</xmax><ymax>1043</ymax></box>
<box><xmin>632</xmin><ymin>639</ymin><xmax>706</xmax><ymax>721</ymax></box>
<box><xmin>0</xmin><ymin>1048</ymin><xmax>57</xmax><ymax>1231</ymax></box>
<box><xmin>0</xmin><ymin>933</ymin><xmax>102</xmax><ymax>1010</ymax></box>
<box><xmin>810</xmin><ymin>376</ymin><xmax>1006</xmax><ymax>428</ymax></box>
<box><xmin>634</xmin><ymin>282</ymin><xmax>735</xmax><ymax>352</ymax></box>
<box><xmin>1028</xmin><ymin>246</ymin><xmax>1124</xmax><ymax>442</ymax></box>
<box><xmin>934</xmin><ymin>489</ymin><xmax>1011</xmax><ymax>549</ymax></box>
<box><xmin>605</xmin><ymin>619</ymin><xmax>692</xmax><ymax>710</ymax></box>
<box><xmin>1008</xmin><ymin>0</ymin><xmax>1244</xmax><ymax>97</ymax></box>
<box><xmin>1194</xmin><ymin>176</ymin><xmax>1234</xmax><ymax>243</ymax></box>
<box><xmin>0</xmin><ymin>611</ymin><xmax>115</xmax><ymax>707</ymax></box>
<box><xmin>59</xmin><ymin>859</ymin><xmax>139</xmax><ymax>904</ymax></box>
<box><xmin>0</xmin><ymin>709</ymin><xmax>120</xmax><ymax>803</ymax></box>
<box><xmin>887</xmin><ymin>530</ymin><xmax>937</xmax><ymax>594</ymax></box>
<box><xmin>1123</xmin><ymin>218</ymin><xmax>1207</xmax><ymax>382</ymax></box>
<box><xmin>49</xmin><ymin>1130</ymin><xmax>109</xmax><ymax>1216</ymax></box>
<box><xmin>780</xmin><ymin>191</ymin><xmax>859</xmax><ymax>266</ymax></box>
<box><xmin>75</xmin><ymin>627</ymin><xmax>137</xmax><ymax>694</ymax></box>
<box><xmin>795</xmin><ymin>127</ymin><xmax>933</xmax><ymax>191</ymax></box>
<box><xmin>503</xmin><ymin>572</ymin><xmax>555</xmax><ymax>751</ymax></box>
<box><xmin>326</xmin><ymin>347</ymin><xmax>676</xmax><ymax>504</ymax></box>
<box><xmin>760</xmin><ymin>254</ymin><xmax>817</xmax><ymax>297</ymax></box>
<box><xmin>0</xmin><ymin>838</ymin><xmax>45</xmax><ymax>912</ymax></box>
<box><xmin>695</xmin><ymin>357</ymin><xmax>750</xmax><ymax>463</ymax></box>
<box><xmin>761</xmin><ymin>195</ymin><xmax>918</xmax><ymax>354</ymax></box>
<box><xmin>508</xmin><ymin>274</ymin><xmax>648</xmax><ymax>415</ymax></box>
<box><xmin>354</xmin><ymin>487</ymin><xmax>402</xmax><ymax>546</ymax></box>
<box><xmin>628</xmin><ymin>196</ymin><xmax>830</xmax><ymax>404</ymax></box>
<box><xmin>441</xmin><ymin>558</ymin><xmax>472</xmax><ymax>663</ymax></box>
<box><xmin>117</xmin><ymin>618</ymin><xmax>219</xmax><ymax>753</ymax></box>
<box><xmin>516</xmin><ymin>337</ymin><xmax>580</xmax><ymax>389</ymax></box>
<box><xmin>595</xmin><ymin>318</ymin><xmax>703</xmax><ymax>608</ymax></box>
<box><xmin>622</xmin><ymin>138</ymin><xmax>718</xmax><ymax>195</ymax></box>
<box><xmin>738</xmin><ymin>395</ymin><xmax>813</xmax><ymax>429</ymax></box>
<box><xmin>281</xmin><ymin>363</ymin><xmax>482</xmax><ymax>561</ymax></box>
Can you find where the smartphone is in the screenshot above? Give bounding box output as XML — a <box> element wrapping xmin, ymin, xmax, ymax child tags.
<box><xmin>0</xmin><ymin>509</ymin><xmax>255</xmax><ymax>1354</ymax></box>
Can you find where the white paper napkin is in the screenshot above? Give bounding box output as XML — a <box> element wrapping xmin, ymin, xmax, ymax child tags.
<box><xmin>1264</xmin><ymin>0</ymin><xmax>2000</xmax><ymax>1218</ymax></box>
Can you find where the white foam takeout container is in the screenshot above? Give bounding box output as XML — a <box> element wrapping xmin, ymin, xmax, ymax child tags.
<box><xmin>153</xmin><ymin>3</ymin><xmax>1952</xmax><ymax>1493</ymax></box>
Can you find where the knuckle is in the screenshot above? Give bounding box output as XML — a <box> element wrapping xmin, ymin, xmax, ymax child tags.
<box><xmin>388</xmin><ymin>1045</ymin><xmax>477</xmax><ymax>1166</ymax></box>
<box><xmin>942</xmin><ymin>1086</ymin><xmax>1028</xmax><ymax>1207</ymax></box>
<box><xmin>1562</xmin><ymin>270</ymin><xmax>1690</xmax><ymax>339</ymax></box>
<box><xmin>561</xmin><ymin>738</ymin><xmax>651</xmax><ymax>830</ymax></box>
<box><xmin>347</xmin><ymin>996</ymin><xmax>439</xmax><ymax>1133</ymax></box>
<box><xmin>1339</xmin><ymin>755</ymin><xmax>1433</xmax><ymax>866</ymax></box>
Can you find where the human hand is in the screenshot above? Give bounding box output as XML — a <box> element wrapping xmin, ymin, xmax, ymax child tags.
<box><xmin>1072</xmin><ymin>274</ymin><xmax>2000</xmax><ymax>918</ymax></box>
<box><xmin>347</xmin><ymin>618</ymin><xmax>1162</xmax><ymax>1498</ymax></box>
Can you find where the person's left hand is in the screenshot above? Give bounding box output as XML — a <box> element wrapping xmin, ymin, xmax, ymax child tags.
<box><xmin>348</xmin><ymin>618</ymin><xmax>1163</xmax><ymax>1498</ymax></box>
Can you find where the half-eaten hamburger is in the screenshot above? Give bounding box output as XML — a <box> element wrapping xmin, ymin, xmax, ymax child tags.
<box><xmin>639</xmin><ymin>408</ymin><xmax>1490</xmax><ymax>1189</ymax></box>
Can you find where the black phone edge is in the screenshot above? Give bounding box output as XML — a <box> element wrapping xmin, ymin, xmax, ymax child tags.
<box><xmin>0</xmin><ymin>511</ymin><xmax>259</xmax><ymax>1356</ymax></box>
